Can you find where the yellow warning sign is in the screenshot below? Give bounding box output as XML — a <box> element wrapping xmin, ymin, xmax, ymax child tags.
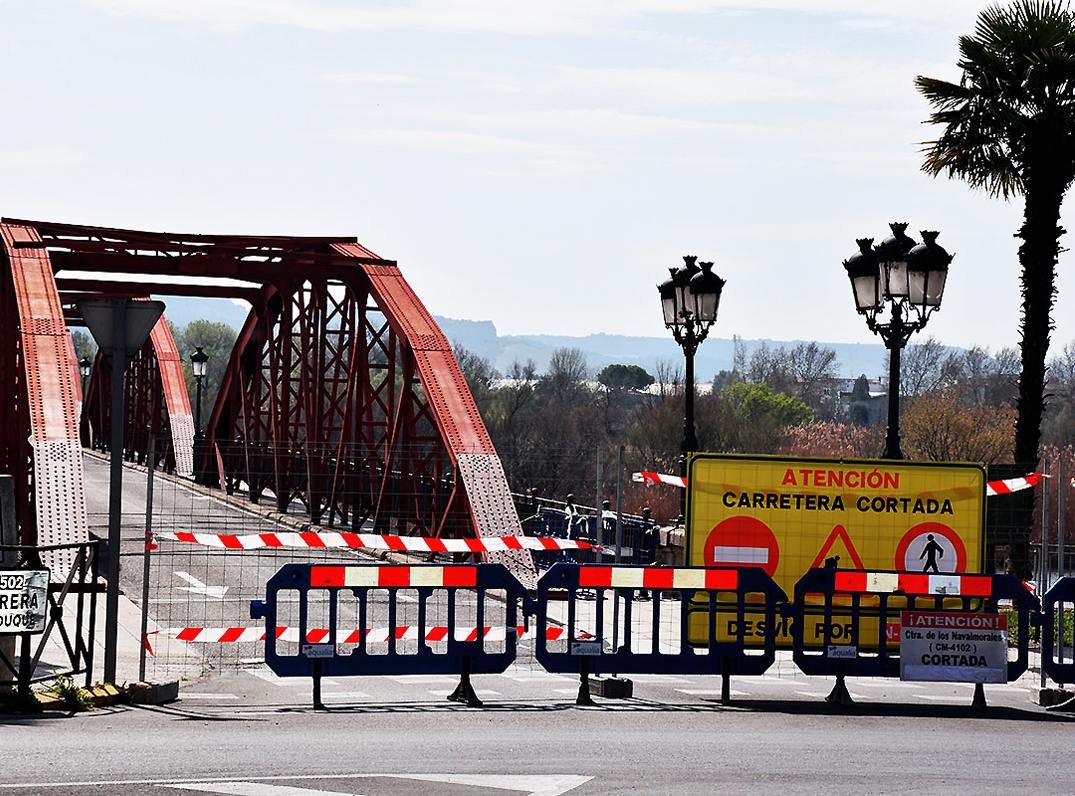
<box><xmin>685</xmin><ymin>454</ymin><xmax>986</xmax><ymax>647</ymax></box>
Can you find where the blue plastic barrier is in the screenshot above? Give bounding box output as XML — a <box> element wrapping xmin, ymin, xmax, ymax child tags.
<box><xmin>533</xmin><ymin>562</ymin><xmax>787</xmax><ymax>704</ymax></box>
<box><xmin>250</xmin><ymin>562</ymin><xmax>531</xmax><ymax>707</ymax></box>
<box><xmin>1042</xmin><ymin>576</ymin><xmax>1075</xmax><ymax>686</ymax></box>
<box><xmin>791</xmin><ymin>568</ymin><xmax>1039</xmax><ymax>704</ymax></box>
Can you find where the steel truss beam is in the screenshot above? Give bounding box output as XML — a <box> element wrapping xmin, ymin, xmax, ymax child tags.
<box><xmin>1</xmin><ymin>218</ymin><xmax>533</xmax><ymax>586</ymax></box>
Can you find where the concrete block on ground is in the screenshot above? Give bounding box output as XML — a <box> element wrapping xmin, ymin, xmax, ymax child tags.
<box><xmin>1036</xmin><ymin>687</ymin><xmax>1075</xmax><ymax>709</ymax></box>
<box><xmin>129</xmin><ymin>680</ymin><xmax>179</xmax><ymax>705</ymax></box>
<box><xmin>589</xmin><ymin>677</ymin><xmax>633</xmax><ymax>698</ymax></box>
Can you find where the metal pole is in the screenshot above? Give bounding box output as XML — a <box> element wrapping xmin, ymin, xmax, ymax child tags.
<box><xmin>881</xmin><ymin>307</ymin><xmax>904</xmax><ymax>460</ymax></box>
<box><xmin>0</xmin><ymin>476</ymin><xmax>16</xmax><ymax>691</ymax></box>
<box><xmin>139</xmin><ymin>435</ymin><xmax>155</xmax><ymax>683</ymax></box>
<box><xmin>104</xmin><ymin>300</ymin><xmax>127</xmax><ymax>685</ymax></box>
<box><xmin>615</xmin><ymin>446</ymin><xmax>625</xmax><ymax>565</ymax></box>
<box><xmin>612</xmin><ymin>446</ymin><xmax>625</xmax><ymax>662</ymax></box>
<box><xmin>1040</xmin><ymin>460</ymin><xmax>1050</xmax><ymax>690</ymax></box>
<box><xmin>195</xmin><ymin>375</ymin><xmax>203</xmax><ymax>436</ymax></box>
<box><xmin>594</xmin><ymin>446</ymin><xmax>603</xmax><ymax>551</ymax></box>
<box><xmin>194</xmin><ymin>374</ymin><xmax>204</xmax><ymax>481</ymax></box>
<box><xmin>680</xmin><ymin>334</ymin><xmax>696</xmax><ymax>525</ymax></box>
<box><xmin>1058</xmin><ymin>460</ymin><xmax>1066</xmax><ymax>666</ymax></box>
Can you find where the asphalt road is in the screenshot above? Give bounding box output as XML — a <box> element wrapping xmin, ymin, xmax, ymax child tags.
<box><xmin>2</xmin><ymin>685</ymin><xmax>1073</xmax><ymax>796</ymax></box>
<box><xmin>53</xmin><ymin>453</ymin><xmax>1075</xmax><ymax>794</ymax></box>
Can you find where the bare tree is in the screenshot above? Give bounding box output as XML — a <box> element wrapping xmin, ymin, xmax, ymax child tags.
<box><xmin>653</xmin><ymin>358</ymin><xmax>682</xmax><ymax>399</ymax></box>
<box><xmin>541</xmin><ymin>347</ymin><xmax>591</xmax><ymax>406</ymax></box>
<box><xmin>898</xmin><ymin>336</ymin><xmax>962</xmax><ymax>397</ymax></box>
<box><xmin>787</xmin><ymin>341</ymin><xmax>839</xmax><ymax>419</ymax></box>
<box><xmin>746</xmin><ymin>341</ymin><xmax>792</xmax><ymax>394</ymax></box>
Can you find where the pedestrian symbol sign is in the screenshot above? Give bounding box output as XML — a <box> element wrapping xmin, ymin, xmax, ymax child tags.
<box><xmin>895</xmin><ymin>523</ymin><xmax>968</xmax><ymax>573</ymax></box>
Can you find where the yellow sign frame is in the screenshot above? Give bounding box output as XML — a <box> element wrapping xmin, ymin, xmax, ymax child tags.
<box><xmin>685</xmin><ymin>454</ymin><xmax>986</xmax><ymax>647</ymax></box>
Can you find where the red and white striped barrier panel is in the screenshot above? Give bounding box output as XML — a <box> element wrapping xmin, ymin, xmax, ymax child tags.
<box><xmin>311</xmin><ymin>565</ymin><xmax>477</xmax><ymax>588</ymax></box>
<box><xmin>579</xmin><ymin>565</ymin><xmax>738</xmax><ymax>591</ymax></box>
<box><xmin>635</xmin><ymin>470</ymin><xmax>1049</xmax><ymax>497</ymax></box>
<box><xmin>168</xmin><ymin>625</ymin><xmax>572</xmax><ymax>643</ymax></box>
<box><xmin>834</xmin><ymin>571</ymin><xmax>992</xmax><ymax>596</ymax></box>
<box><xmin>155</xmin><ymin>531</ymin><xmax>599</xmax><ymax>553</ymax></box>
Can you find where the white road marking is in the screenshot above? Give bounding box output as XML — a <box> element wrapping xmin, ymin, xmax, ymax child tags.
<box><xmin>245</xmin><ymin>669</ymin><xmax>338</xmax><ymax>687</ymax></box>
<box><xmin>851</xmin><ymin>681</ymin><xmax>924</xmax><ymax>689</ymax></box>
<box><xmin>913</xmin><ymin>694</ymin><xmax>975</xmax><ymax>701</ymax></box>
<box><xmin>319</xmin><ymin>691</ymin><xmax>371</xmax><ymax>699</ymax></box>
<box><xmin>794</xmin><ymin>690</ymin><xmax>868</xmax><ymax>700</ymax></box>
<box><xmin>164</xmin><ymin>784</ymin><xmax>363</xmax><ymax>796</ymax></box>
<box><xmin>161</xmin><ymin>775</ymin><xmax>593</xmax><ymax>796</ymax></box>
<box><xmin>178</xmin><ymin>693</ymin><xmax>239</xmax><ymax>700</ymax></box>
<box><xmin>174</xmin><ymin>571</ymin><xmax>230</xmax><ymax>599</ymax></box>
<box><xmin>0</xmin><ymin>774</ymin><xmax>591</xmax><ymax>793</ymax></box>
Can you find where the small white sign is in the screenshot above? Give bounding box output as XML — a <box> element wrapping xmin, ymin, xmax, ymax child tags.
<box><xmin>900</xmin><ymin>611</ymin><xmax>1008</xmax><ymax>683</ymax></box>
<box><xmin>570</xmin><ymin>640</ymin><xmax>603</xmax><ymax>656</ymax></box>
<box><xmin>827</xmin><ymin>644</ymin><xmax>857</xmax><ymax>659</ymax></box>
<box><xmin>302</xmin><ymin>643</ymin><xmax>335</xmax><ymax>658</ymax></box>
<box><xmin>0</xmin><ymin>569</ymin><xmax>48</xmax><ymax>634</ymax></box>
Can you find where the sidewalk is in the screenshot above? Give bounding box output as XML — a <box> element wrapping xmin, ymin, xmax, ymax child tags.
<box><xmin>34</xmin><ymin>590</ymin><xmax>204</xmax><ymax>687</ymax></box>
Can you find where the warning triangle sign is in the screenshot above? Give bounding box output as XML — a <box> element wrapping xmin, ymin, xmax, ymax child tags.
<box><xmin>810</xmin><ymin>525</ymin><xmax>865</xmax><ymax>569</ymax></box>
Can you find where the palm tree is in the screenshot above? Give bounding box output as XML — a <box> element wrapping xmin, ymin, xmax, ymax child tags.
<box><xmin>916</xmin><ymin>0</ymin><xmax>1075</xmax><ymax>468</ymax></box>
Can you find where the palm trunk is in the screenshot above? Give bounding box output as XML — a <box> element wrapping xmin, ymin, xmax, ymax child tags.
<box><xmin>1012</xmin><ymin>159</ymin><xmax>1067</xmax><ymax>578</ymax></box>
<box><xmin>1014</xmin><ymin>176</ymin><xmax>1065</xmax><ymax>466</ymax></box>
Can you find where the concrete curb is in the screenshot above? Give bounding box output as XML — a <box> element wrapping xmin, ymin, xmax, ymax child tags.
<box><xmin>35</xmin><ymin>683</ymin><xmax>124</xmax><ymax>711</ymax></box>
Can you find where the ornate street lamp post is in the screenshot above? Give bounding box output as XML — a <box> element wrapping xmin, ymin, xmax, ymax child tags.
<box><xmin>78</xmin><ymin>355</ymin><xmax>92</xmax><ymax>395</ymax></box>
<box><xmin>658</xmin><ymin>256</ymin><xmax>726</xmax><ymax>524</ymax></box>
<box><xmin>190</xmin><ymin>346</ymin><xmax>209</xmax><ymax>477</ymax></box>
<box><xmin>843</xmin><ymin>223</ymin><xmax>952</xmax><ymax>459</ymax></box>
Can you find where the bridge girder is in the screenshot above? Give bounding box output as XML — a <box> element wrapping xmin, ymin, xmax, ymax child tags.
<box><xmin>0</xmin><ymin>218</ymin><xmax>533</xmax><ymax>586</ymax></box>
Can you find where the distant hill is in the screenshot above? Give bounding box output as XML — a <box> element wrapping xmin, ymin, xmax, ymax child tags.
<box><xmin>149</xmin><ymin>297</ymin><xmax>891</xmax><ymax>382</ymax></box>
<box><xmin>435</xmin><ymin>316</ymin><xmax>891</xmax><ymax>383</ymax></box>
<box><xmin>154</xmin><ymin>295</ymin><xmax>251</xmax><ymax>334</ymax></box>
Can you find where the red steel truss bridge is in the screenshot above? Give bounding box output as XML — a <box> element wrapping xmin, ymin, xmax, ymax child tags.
<box><xmin>0</xmin><ymin>218</ymin><xmax>534</xmax><ymax>587</ymax></box>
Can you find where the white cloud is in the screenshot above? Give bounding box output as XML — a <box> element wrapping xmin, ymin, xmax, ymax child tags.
<box><xmin>326</xmin><ymin>126</ymin><xmax>596</xmax><ymax>162</ymax></box>
<box><xmin>0</xmin><ymin>146</ymin><xmax>90</xmax><ymax>168</ymax></box>
<box><xmin>321</xmin><ymin>72</ymin><xmax>431</xmax><ymax>86</ymax></box>
<box><xmin>83</xmin><ymin>0</ymin><xmax>988</xmax><ymax>36</ymax></box>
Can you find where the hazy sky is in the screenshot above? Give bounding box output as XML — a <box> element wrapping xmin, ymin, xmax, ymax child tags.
<box><xmin>2</xmin><ymin>1</ymin><xmax>1068</xmax><ymax>359</ymax></box>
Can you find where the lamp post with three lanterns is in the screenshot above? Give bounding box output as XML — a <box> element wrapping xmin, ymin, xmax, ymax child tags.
<box><xmin>842</xmin><ymin>223</ymin><xmax>952</xmax><ymax>460</ymax></box>
<box><xmin>657</xmin><ymin>255</ymin><xmax>726</xmax><ymax>524</ymax></box>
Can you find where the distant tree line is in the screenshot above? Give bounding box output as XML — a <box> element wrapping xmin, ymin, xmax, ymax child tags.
<box><xmin>454</xmin><ymin>332</ymin><xmax>1075</xmax><ymax>529</ymax></box>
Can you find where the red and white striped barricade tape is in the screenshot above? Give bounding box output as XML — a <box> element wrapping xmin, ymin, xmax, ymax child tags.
<box><xmin>985</xmin><ymin>472</ymin><xmax>1047</xmax><ymax>496</ymax></box>
<box><xmin>168</xmin><ymin>625</ymin><xmax>571</xmax><ymax>643</ymax></box>
<box><xmin>154</xmin><ymin>531</ymin><xmax>600</xmax><ymax>553</ymax></box>
<box><xmin>632</xmin><ymin>471</ymin><xmax>687</xmax><ymax>488</ymax></box>
<box><xmin>635</xmin><ymin>470</ymin><xmax>1049</xmax><ymax>497</ymax></box>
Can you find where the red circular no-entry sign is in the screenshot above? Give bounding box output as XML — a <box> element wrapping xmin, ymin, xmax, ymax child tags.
<box><xmin>703</xmin><ymin>515</ymin><xmax>780</xmax><ymax>577</ymax></box>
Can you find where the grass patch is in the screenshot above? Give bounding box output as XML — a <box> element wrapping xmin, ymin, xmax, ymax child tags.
<box><xmin>41</xmin><ymin>671</ymin><xmax>94</xmax><ymax>712</ymax></box>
